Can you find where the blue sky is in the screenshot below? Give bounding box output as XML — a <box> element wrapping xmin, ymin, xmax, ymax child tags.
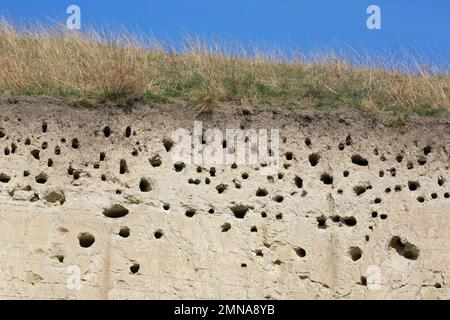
<box><xmin>1</xmin><ymin>0</ymin><xmax>449</xmax><ymax>63</ymax></box>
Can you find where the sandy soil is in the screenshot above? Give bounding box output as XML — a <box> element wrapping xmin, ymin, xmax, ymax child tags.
<box><xmin>0</xmin><ymin>97</ymin><xmax>449</xmax><ymax>299</ymax></box>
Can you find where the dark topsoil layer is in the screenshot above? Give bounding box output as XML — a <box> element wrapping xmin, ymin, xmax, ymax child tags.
<box><xmin>1</xmin><ymin>96</ymin><xmax>449</xmax><ymax>139</ymax></box>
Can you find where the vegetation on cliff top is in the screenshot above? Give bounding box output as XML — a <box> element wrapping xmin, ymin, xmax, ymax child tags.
<box><xmin>0</xmin><ymin>20</ymin><xmax>449</xmax><ymax>117</ymax></box>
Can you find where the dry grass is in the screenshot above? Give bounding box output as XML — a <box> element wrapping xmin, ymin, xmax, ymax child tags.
<box><xmin>0</xmin><ymin>19</ymin><xmax>449</xmax><ymax>116</ymax></box>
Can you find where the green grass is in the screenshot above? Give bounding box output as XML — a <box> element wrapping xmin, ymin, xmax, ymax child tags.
<box><xmin>143</xmin><ymin>92</ymin><xmax>170</xmax><ymax>103</ymax></box>
<box><xmin>0</xmin><ymin>19</ymin><xmax>448</xmax><ymax>118</ymax></box>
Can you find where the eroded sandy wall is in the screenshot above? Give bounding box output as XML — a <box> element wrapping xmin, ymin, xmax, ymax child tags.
<box><xmin>0</xmin><ymin>97</ymin><xmax>449</xmax><ymax>299</ymax></box>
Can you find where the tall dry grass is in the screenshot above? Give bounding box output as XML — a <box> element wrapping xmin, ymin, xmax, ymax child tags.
<box><xmin>0</xmin><ymin>19</ymin><xmax>449</xmax><ymax>115</ymax></box>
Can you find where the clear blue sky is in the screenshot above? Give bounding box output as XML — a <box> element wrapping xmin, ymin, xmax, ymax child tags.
<box><xmin>1</xmin><ymin>0</ymin><xmax>449</xmax><ymax>63</ymax></box>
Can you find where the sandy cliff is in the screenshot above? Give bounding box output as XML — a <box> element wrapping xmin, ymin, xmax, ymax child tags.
<box><xmin>0</xmin><ymin>97</ymin><xmax>449</xmax><ymax>299</ymax></box>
